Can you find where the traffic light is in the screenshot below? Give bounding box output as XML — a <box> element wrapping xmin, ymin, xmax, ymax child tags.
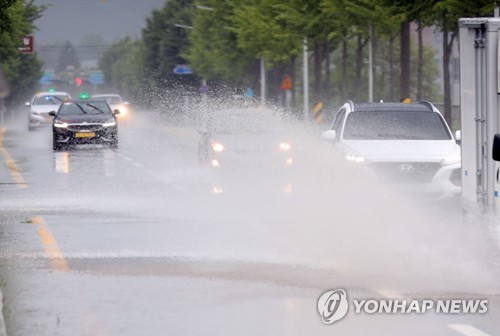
<box><xmin>74</xmin><ymin>77</ymin><xmax>82</xmax><ymax>86</ymax></box>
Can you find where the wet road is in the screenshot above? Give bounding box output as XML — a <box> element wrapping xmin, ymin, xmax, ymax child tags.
<box><xmin>0</xmin><ymin>110</ymin><xmax>499</xmax><ymax>335</ymax></box>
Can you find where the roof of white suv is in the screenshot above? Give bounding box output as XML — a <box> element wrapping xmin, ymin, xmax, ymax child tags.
<box><xmin>347</xmin><ymin>101</ymin><xmax>439</xmax><ymax>114</ymax></box>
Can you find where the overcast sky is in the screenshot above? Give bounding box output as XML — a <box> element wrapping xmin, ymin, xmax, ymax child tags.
<box><xmin>33</xmin><ymin>0</ymin><xmax>166</xmax><ymax>46</ymax></box>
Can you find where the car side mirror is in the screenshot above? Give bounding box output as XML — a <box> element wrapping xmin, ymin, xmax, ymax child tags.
<box><xmin>48</xmin><ymin>111</ymin><xmax>56</xmax><ymax>116</ymax></box>
<box><xmin>113</xmin><ymin>109</ymin><xmax>120</xmax><ymax>115</ymax></box>
<box><xmin>320</xmin><ymin>130</ymin><xmax>337</xmax><ymax>141</ymax></box>
<box><xmin>455</xmin><ymin>130</ymin><xmax>461</xmax><ymax>145</ymax></box>
<box><xmin>493</xmin><ymin>134</ymin><xmax>500</xmax><ymax>161</ymax></box>
<box><xmin>25</xmin><ymin>101</ymin><xmax>30</xmax><ymax>106</ymax></box>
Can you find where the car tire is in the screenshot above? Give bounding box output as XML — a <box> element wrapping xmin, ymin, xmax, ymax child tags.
<box><xmin>52</xmin><ymin>138</ymin><xmax>63</xmax><ymax>151</ymax></box>
<box><xmin>110</xmin><ymin>137</ymin><xmax>118</xmax><ymax>149</ymax></box>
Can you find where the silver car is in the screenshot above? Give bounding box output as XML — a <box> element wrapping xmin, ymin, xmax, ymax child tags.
<box><xmin>26</xmin><ymin>91</ymin><xmax>71</xmax><ymax>130</ymax></box>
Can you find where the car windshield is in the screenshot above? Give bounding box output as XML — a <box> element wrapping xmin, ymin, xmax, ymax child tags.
<box><xmin>34</xmin><ymin>95</ymin><xmax>68</xmax><ymax>105</ymax></box>
<box><xmin>95</xmin><ymin>96</ymin><xmax>122</xmax><ymax>104</ymax></box>
<box><xmin>343</xmin><ymin>111</ymin><xmax>452</xmax><ymax>140</ymax></box>
<box><xmin>58</xmin><ymin>101</ymin><xmax>112</xmax><ymax>115</ymax></box>
<box><xmin>207</xmin><ymin>109</ymin><xmax>281</xmax><ymax>135</ymax></box>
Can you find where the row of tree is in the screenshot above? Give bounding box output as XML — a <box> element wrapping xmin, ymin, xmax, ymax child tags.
<box><xmin>101</xmin><ymin>0</ymin><xmax>498</xmax><ymax>123</ymax></box>
<box><xmin>0</xmin><ymin>0</ymin><xmax>46</xmax><ymax>108</ymax></box>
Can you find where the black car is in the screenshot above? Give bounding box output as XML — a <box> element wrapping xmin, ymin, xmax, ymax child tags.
<box><xmin>49</xmin><ymin>99</ymin><xmax>119</xmax><ymax>150</ymax></box>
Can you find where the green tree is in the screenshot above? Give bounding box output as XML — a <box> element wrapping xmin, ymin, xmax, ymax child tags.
<box><xmin>99</xmin><ymin>37</ymin><xmax>144</xmax><ymax>101</ymax></box>
<box><xmin>55</xmin><ymin>41</ymin><xmax>80</xmax><ymax>73</ymax></box>
<box><xmin>0</xmin><ymin>0</ymin><xmax>46</xmax><ymax>108</ymax></box>
<box><xmin>141</xmin><ymin>0</ymin><xmax>197</xmax><ymax>91</ymax></box>
<box><xmin>432</xmin><ymin>0</ymin><xmax>497</xmax><ymax>125</ymax></box>
<box><xmin>186</xmin><ymin>0</ymin><xmax>255</xmax><ymax>85</ymax></box>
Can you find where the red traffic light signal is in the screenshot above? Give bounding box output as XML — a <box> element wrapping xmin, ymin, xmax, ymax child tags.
<box><xmin>74</xmin><ymin>77</ymin><xmax>82</xmax><ymax>86</ymax></box>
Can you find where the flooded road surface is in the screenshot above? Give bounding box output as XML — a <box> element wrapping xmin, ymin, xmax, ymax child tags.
<box><xmin>0</xmin><ymin>110</ymin><xmax>498</xmax><ymax>335</ymax></box>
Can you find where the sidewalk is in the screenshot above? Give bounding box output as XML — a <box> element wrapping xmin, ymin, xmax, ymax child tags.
<box><xmin>0</xmin><ymin>128</ymin><xmax>27</xmax><ymax>190</ymax></box>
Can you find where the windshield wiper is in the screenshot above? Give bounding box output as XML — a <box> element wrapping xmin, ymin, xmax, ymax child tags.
<box><xmin>47</xmin><ymin>96</ymin><xmax>64</xmax><ymax>104</ymax></box>
<box><xmin>74</xmin><ymin>103</ymin><xmax>88</xmax><ymax>114</ymax></box>
<box><xmin>86</xmin><ymin>103</ymin><xmax>106</xmax><ymax>114</ymax></box>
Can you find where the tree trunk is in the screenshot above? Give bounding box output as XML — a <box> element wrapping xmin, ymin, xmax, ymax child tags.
<box><xmin>370</xmin><ymin>23</ymin><xmax>376</xmax><ymax>101</ymax></box>
<box><xmin>417</xmin><ymin>20</ymin><xmax>423</xmax><ymax>100</ymax></box>
<box><xmin>355</xmin><ymin>34</ymin><xmax>363</xmax><ymax>100</ymax></box>
<box><xmin>290</xmin><ymin>57</ymin><xmax>296</xmax><ymax>113</ymax></box>
<box><xmin>389</xmin><ymin>34</ymin><xmax>395</xmax><ymax>101</ymax></box>
<box><xmin>400</xmin><ymin>20</ymin><xmax>411</xmax><ymax>101</ymax></box>
<box><xmin>324</xmin><ymin>40</ymin><xmax>331</xmax><ymax>104</ymax></box>
<box><xmin>341</xmin><ymin>30</ymin><xmax>348</xmax><ymax>99</ymax></box>
<box><xmin>442</xmin><ymin>25</ymin><xmax>455</xmax><ymax>127</ymax></box>
<box><xmin>314</xmin><ymin>40</ymin><xmax>323</xmax><ymax>103</ymax></box>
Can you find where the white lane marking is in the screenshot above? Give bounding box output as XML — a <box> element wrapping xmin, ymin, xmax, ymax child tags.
<box><xmin>449</xmin><ymin>324</ymin><xmax>491</xmax><ymax>336</ymax></box>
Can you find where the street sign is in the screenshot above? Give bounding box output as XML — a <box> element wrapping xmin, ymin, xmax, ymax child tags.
<box><xmin>39</xmin><ymin>70</ymin><xmax>54</xmax><ymax>84</ymax></box>
<box><xmin>19</xmin><ymin>35</ymin><xmax>34</xmax><ymax>54</ymax></box>
<box><xmin>89</xmin><ymin>71</ymin><xmax>104</xmax><ymax>85</ymax></box>
<box><xmin>280</xmin><ymin>75</ymin><xmax>292</xmax><ymax>91</ymax></box>
<box><xmin>173</xmin><ymin>65</ymin><xmax>193</xmax><ymax>75</ymax></box>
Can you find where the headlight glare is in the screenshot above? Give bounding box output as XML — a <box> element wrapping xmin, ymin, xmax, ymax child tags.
<box><xmin>279</xmin><ymin>142</ymin><xmax>292</xmax><ymax>151</ymax></box>
<box><xmin>441</xmin><ymin>149</ymin><xmax>461</xmax><ymax>165</ymax></box>
<box><xmin>346</xmin><ymin>154</ymin><xmax>365</xmax><ymax>163</ymax></box>
<box><xmin>211</xmin><ymin>143</ymin><xmax>224</xmax><ymax>152</ymax></box>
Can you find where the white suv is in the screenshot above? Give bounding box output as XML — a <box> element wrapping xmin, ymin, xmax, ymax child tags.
<box><xmin>321</xmin><ymin>101</ymin><xmax>461</xmax><ymax>199</ymax></box>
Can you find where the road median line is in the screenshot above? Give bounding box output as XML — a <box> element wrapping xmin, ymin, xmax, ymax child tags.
<box><xmin>0</xmin><ymin>128</ymin><xmax>27</xmax><ymax>189</ymax></box>
<box><xmin>32</xmin><ymin>216</ymin><xmax>69</xmax><ymax>272</ymax></box>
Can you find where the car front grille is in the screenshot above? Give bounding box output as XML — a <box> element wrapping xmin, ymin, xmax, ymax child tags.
<box><xmin>67</xmin><ymin>124</ymin><xmax>104</xmax><ymax>132</ymax></box>
<box><xmin>368</xmin><ymin>162</ymin><xmax>442</xmax><ymax>183</ymax></box>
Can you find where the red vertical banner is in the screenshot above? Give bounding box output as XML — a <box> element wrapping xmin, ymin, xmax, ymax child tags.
<box><xmin>19</xmin><ymin>34</ymin><xmax>34</xmax><ymax>54</ymax></box>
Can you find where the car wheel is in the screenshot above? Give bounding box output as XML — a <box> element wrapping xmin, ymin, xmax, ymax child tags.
<box><xmin>109</xmin><ymin>137</ymin><xmax>118</xmax><ymax>149</ymax></box>
<box><xmin>53</xmin><ymin>138</ymin><xmax>63</xmax><ymax>151</ymax></box>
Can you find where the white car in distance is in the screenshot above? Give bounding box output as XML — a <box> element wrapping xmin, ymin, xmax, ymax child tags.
<box><xmin>26</xmin><ymin>91</ymin><xmax>71</xmax><ymax>130</ymax></box>
<box><xmin>91</xmin><ymin>94</ymin><xmax>130</xmax><ymax>120</ymax></box>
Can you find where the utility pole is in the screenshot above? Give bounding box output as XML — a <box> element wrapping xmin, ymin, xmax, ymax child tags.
<box><xmin>260</xmin><ymin>58</ymin><xmax>266</xmax><ymax>105</ymax></box>
<box><xmin>303</xmin><ymin>37</ymin><xmax>309</xmax><ymax>119</ymax></box>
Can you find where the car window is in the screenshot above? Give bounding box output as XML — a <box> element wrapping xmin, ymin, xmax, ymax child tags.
<box><xmin>58</xmin><ymin>101</ymin><xmax>112</xmax><ymax>115</ymax></box>
<box><xmin>94</xmin><ymin>96</ymin><xmax>122</xmax><ymax>104</ymax></box>
<box><xmin>343</xmin><ymin>111</ymin><xmax>452</xmax><ymax>140</ymax></box>
<box><xmin>106</xmin><ymin>97</ymin><xmax>122</xmax><ymax>104</ymax></box>
<box><xmin>34</xmin><ymin>95</ymin><xmax>69</xmax><ymax>105</ymax></box>
<box><xmin>207</xmin><ymin>109</ymin><xmax>281</xmax><ymax>135</ymax></box>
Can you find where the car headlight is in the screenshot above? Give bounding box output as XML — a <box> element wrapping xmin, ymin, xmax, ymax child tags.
<box><xmin>345</xmin><ymin>153</ymin><xmax>365</xmax><ymax>163</ymax></box>
<box><xmin>211</xmin><ymin>142</ymin><xmax>224</xmax><ymax>152</ymax></box>
<box><xmin>103</xmin><ymin>119</ymin><xmax>116</xmax><ymax>127</ymax></box>
<box><xmin>441</xmin><ymin>149</ymin><xmax>461</xmax><ymax>165</ymax></box>
<box><xmin>54</xmin><ymin>120</ymin><xmax>68</xmax><ymax>128</ymax></box>
<box><xmin>279</xmin><ymin>142</ymin><xmax>292</xmax><ymax>151</ymax></box>
<box><xmin>118</xmin><ymin>105</ymin><xmax>127</xmax><ymax>115</ymax></box>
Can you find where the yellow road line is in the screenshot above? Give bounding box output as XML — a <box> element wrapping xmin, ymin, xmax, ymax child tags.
<box><xmin>32</xmin><ymin>216</ymin><xmax>69</xmax><ymax>272</ymax></box>
<box><xmin>0</xmin><ymin>128</ymin><xmax>27</xmax><ymax>189</ymax></box>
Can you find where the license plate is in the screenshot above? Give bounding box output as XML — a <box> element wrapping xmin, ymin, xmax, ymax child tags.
<box><xmin>76</xmin><ymin>132</ymin><xmax>95</xmax><ymax>138</ymax></box>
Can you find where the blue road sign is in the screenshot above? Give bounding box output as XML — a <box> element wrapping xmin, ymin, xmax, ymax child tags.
<box><xmin>173</xmin><ymin>65</ymin><xmax>193</xmax><ymax>75</ymax></box>
<box><xmin>89</xmin><ymin>72</ymin><xmax>104</xmax><ymax>85</ymax></box>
